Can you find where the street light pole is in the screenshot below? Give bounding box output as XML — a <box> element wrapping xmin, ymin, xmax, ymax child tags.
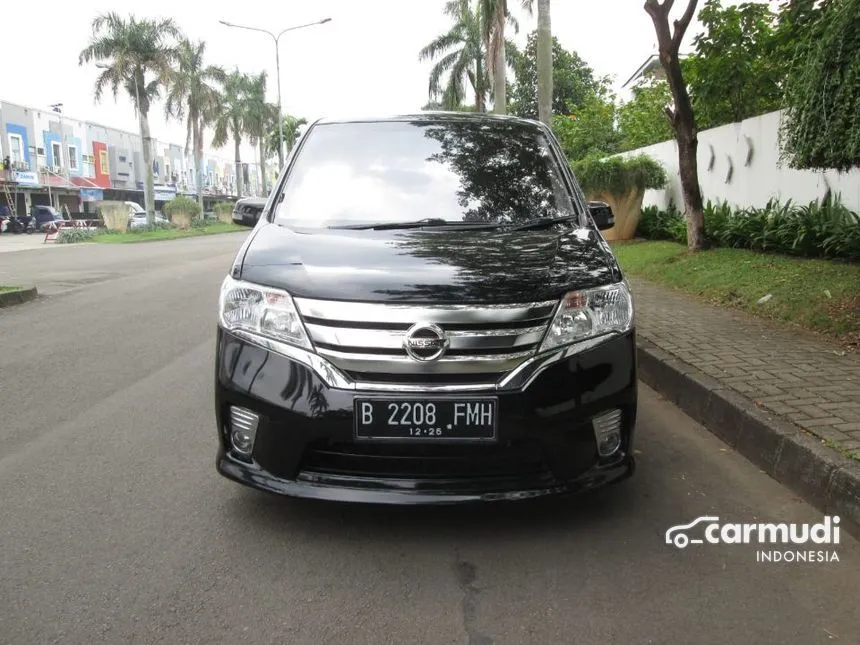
<box><xmin>274</xmin><ymin>39</ymin><xmax>285</xmax><ymax>169</ymax></box>
<box><xmin>218</xmin><ymin>17</ymin><xmax>331</xmax><ymax>169</ymax></box>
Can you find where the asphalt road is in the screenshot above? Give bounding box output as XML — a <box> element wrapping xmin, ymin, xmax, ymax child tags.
<box><xmin>1</xmin><ymin>234</ymin><xmax>858</xmax><ymax>645</ymax></box>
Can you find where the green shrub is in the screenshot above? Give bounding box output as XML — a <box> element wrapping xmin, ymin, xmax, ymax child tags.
<box><xmin>56</xmin><ymin>228</ymin><xmax>97</xmax><ymax>244</ymax></box>
<box><xmin>213</xmin><ymin>201</ymin><xmax>234</xmax><ymax>217</ymax></box>
<box><xmin>639</xmin><ymin>203</ymin><xmax>685</xmax><ymax>242</ymax></box>
<box><xmin>638</xmin><ymin>196</ymin><xmax>860</xmax><ymax>261</ymax></box>
<box><xmin>163</xmin><ymin>195</ymin><xmax>203</xmax><ymax>219</ymax></box>
<box><xmin>572</xmin><ymin>154</ymin><xmax>667</xmax><ymax>196</ymax></box>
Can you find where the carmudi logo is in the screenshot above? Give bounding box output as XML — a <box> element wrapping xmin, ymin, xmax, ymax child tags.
<box><xmin>665</xmin><ymin>515</ymin><xmax>841</xmax><ymax>563</ymax></box>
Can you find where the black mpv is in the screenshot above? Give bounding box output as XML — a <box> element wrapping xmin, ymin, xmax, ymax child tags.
<box><xmin>215</xmin><ymin>113</ymin><xmax>637</xmax><ymax>504</ymax></box>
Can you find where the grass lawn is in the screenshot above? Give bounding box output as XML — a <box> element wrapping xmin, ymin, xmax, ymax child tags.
<box><xmin>612</xmin><ymin>240</ymin><xmax>860</xmax><ymax>345</ymax></box>
<box><xmin>93</xmin><ymin>222</ymin><xmax>246</xmax><ymax>244</ymax></box>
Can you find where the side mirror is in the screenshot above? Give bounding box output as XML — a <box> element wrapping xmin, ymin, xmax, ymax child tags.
<box><xmin>588</xmin><ymin>201</ymin><xmax>615</xmax><ymax>231</ymax></box>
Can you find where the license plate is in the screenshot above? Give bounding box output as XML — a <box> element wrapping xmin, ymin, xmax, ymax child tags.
<box><xmin>354</xmin><ymin>397</ymin><xmax>498</xmax><ymax>442</ymax></box>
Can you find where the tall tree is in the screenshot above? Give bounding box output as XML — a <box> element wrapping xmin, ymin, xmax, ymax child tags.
<box><xmin>212</xmin><ymin>70</ymin><xmax>250</xmax><ymax>198</ymax></box>
<box><xmin>164</xmin><ymin>39</ymin><xmax>224</xmax><ymax>209</ymax></box>
<box><xmin>79</xmin><ymin>12</ymin><xmax>181</xmax><ymax>225</ymax></box>
<box><xmin>244</xmin><ymin>72</ymin><xmax>277</xmax><ymax>196</ymax></box>
<box><xmin>551</xmin><ymin>91</ymin><xmax>622</xmax><ymax>162</ymax></box>
<box><xmin>536</xmin><ymin>0</ymin><xmax>553</xmax><ymax>125</ymax></box>
<box><xmin>618</xmin><ymin>78</ymin><xmax>674</xmax><ymax>150</ymax></box>
<box><xmin>509</xmin><ymin>33</ymin><xmax>602</xmax><ymax>119</ymax></box>
<box><xmin>685</xmin><ymin>0</ymin><xmax>782</xmax><ymax>130</ymax></box>
<box><xmin>643</xmin><ymin>0</ymin><xmax>706</xmax><ymax>251</ymax></box>
<box><xmin>481</xmin><ymin>0</ymin><xmax>509</xmax><ymax>113</ymax></box>
<box><xmin>268</xmin><ymin>115</ymin><xmax>308</xmax><ymax>159</ymax></box>
<box><xmin>419</xmin><ymin>0</ymin><xmax>489</xmax><ymax>111</ymax></box>
<box><xmin>479</xmin><ymin>0</ymin><xmax>530</xmax><ymax>113</ymax></box>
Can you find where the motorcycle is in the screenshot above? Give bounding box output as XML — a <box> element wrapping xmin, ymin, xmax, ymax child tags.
<box><xmin>2</xmin><ymin>213</ymin><xmax>37</xmax><ymax>234</ymax></box>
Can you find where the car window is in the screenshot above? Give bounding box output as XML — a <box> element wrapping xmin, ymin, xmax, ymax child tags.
<box><xmin>273</xmin><ymin>119</ymin><xmax>580</xmax><ymax>229</ymax></box>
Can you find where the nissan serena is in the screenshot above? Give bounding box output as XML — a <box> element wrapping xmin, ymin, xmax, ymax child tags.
<box><xmin>215</xmin><ymin>112</ymin><xmax>637</xmax><ymax>504</ymax></box>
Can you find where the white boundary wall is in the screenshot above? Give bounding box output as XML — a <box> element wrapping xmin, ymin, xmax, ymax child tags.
<box><xmin>619</xmin><ymin>110</ymin><xmax>860</xmax><ymax>213</ymax></box>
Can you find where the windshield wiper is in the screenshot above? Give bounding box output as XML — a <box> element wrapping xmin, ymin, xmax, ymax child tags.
<box><xmin>504</xmin><ymin>215</ymin><xmax>580</xmax><ymax>232</ymax></box>
<box><xmin>330</xmin><ymin>218</ymin><xmax>496</xmax><ymax>231</ymax></box>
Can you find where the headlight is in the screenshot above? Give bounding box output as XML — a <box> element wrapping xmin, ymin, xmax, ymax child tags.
<box><xmin>218</xmin><ymin>276</ymin><xmax>312</xmax><ymax>350</ymax></box>
<box><xmin>539</xmin><ymin>282</ymin><xmax>633</xmax><ymax>352</ymax></box>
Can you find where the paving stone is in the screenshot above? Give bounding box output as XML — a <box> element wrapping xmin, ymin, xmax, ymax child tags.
<box><xmin>798</xmin><ymin>406</ymin><xmax>835</xmax><ymax>419</ymax></box>
<box><xmin>629</xmin><ymin>276</ymin><xmax>860</xmax><ymax>459</ymax></box>
<box><xmin>801</xmin><ymin>417</ymin><xmax>846</xmax><ymax>428</ymax></box>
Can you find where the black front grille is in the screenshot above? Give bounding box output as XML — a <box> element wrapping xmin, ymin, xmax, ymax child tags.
<box><xmin>299</xmin><ymin>439</ymin><xmax>551</xmax><ymax>480</ymax></box>
<box><xmin>344</xmin><ymin>371</ymin><xmax>501</xmax><ymax>385</ymax></box>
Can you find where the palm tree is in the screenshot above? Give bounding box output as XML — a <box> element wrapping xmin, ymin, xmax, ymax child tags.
<box><xmin>212</xmin><ymin>70</ymin><xmax>250</xmax><ymax>197</ymax></box>
<box><xmin>268</xmin><ymin>115</ymin><xmax>307</xmax><ymax>158</ymax></box>
<box><xmin>164</xmin><ymin>39</ymin><xmax>224</xmax><ymax>209</ymax></box>
<box><xmin>419</xmin><ymin>0</ymin><xmax>489</xmax><ymax>111</ymax></box>
<box><xmin>479</xmin><ymin>0</ymin><xmax>532</xmax><ymax>114</ymax></box>
<box><xmin>244</xmin><ymin>72</ymin><xmax>278</xmax><ymax>196</ymax></box>
<box><xmin>79</xmin><ymin>13</ymin><xmax>181</xmax><ymax>226</ymax></box>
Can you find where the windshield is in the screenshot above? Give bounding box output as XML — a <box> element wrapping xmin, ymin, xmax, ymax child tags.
<box><xmin>273</xmin><ymin>119</ymin><xmax>581</xmax><ymax>229</ymax></box>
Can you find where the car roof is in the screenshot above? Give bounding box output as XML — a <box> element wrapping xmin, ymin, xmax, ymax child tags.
<box><xmin>313</xmin><ymin>112</ymin><xmax>543</xmax><ymax>128</ymax></box>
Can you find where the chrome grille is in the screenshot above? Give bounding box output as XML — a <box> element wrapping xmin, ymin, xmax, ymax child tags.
<box><xmin>293</xmin><ymin>298</ymin><xmax>558</xmax><ymax>383</ymax></box>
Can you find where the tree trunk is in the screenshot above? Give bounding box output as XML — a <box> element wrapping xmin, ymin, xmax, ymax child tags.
<box><xmin>259</xmin><ymin>135</ymin><xmax>268</xmax><ymax>196</ymax></box>
<box><xmin>644</xmin><ymin>0</ymin><xmax>705</xmax><ymax>251</ymax></box>
<box><xmin>474</xmin><ymin>56</ymin><xmax>487</xmax><ymax>112</ymax></box>
<box><xmin>234</xmin><ymin>136</ymin><xmax>243</xmax><ymax>198</ymax></box>
<box><xmin>662</xmin><ymin>53</ymin><xmax>705</xmax><ymax>250</ymax></box>
<box><xmin>139</xmin><ymin>108</ymin><xmax>155</xmax><ymax>227</ymax></box>
<box><xmin>490</xmin><ymin>0</ymin><xmax>507</xmax><ymax>115</ymax></box>
<box><xmin>193</xmin><ymin>118</ymin><xmax>204</xmax><ymax>211</ymax></box>
<box><xmin>536</xmin><ymin>0</ymin><xmax>553</xmax><ymax>126</ymax></box>
<box><xmin>493</xmin><ymin>35</ymin><xmax>507</xmax><ymax>114</ymax></box>
<box><xmin>675</xmin><ymin>115</ymin><xmax>706</xmax><ymax>250</ymax></box>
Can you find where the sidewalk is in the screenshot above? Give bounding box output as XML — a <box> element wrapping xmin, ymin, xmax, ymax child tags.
<box><xmin>0</xmin><ymin>234</ymin><xmax>67</xmax><ymax>253</ymax></box>
<box><xmin>630</xmin><ymin>276</ymin><xmax>860</xmax><ymax>534</ymax></box>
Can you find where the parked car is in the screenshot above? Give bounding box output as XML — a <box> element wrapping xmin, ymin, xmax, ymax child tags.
<box><xmin>126</xmin><ymin>202</ymin><xmax>169</xmax><ymax>229</ymax></box>
<box><xmin>231</xmin><ymin>197</ymin><xmax>267</xmax><ymax>227</ymax></box>
<box><xmin>31</xmin><ymin>205</ymin><xmax>64</xmax><ymax>231</ymax></box>
<box><xmin>215</xmin><ymin>113</ymin><xmax>635</xmax><ymax>505</ymax></box>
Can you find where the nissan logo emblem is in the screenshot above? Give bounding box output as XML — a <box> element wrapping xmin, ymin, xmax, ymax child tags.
<box><xmin>403</xmin><ymin>323</ymin><xmax>450</xmax><ymax>362</ymax></box>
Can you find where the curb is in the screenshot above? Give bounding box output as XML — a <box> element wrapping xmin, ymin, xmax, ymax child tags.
<box><xmin>637</xmin><ymin>338</ymin><xmax>860</xmax><ymax>540</ymax></box>
<box><xmin>0</xmin><ymin>286</ymin><xmax>38</xmax><ymax>308</ymax></box>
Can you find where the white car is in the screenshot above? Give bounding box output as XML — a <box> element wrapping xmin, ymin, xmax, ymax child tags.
<box><xmin>127</xmin><ymin>202</ymin><xmax>170</xmax><ymax>229</ymax></box>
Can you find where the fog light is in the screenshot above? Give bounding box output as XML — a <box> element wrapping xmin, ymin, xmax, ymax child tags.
<box><xmin>229</xmin><ymin>406</ymin><xmax>260</xmax><ymax>456</ymax></box>
<box><xmin>592</xmin><ymin>409</ymin><xmax>622</xmax><ymax>457</ymax></box>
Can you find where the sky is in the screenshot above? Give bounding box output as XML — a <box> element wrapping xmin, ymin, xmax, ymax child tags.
<box><xmin>2</xmin><ymin>0</ymin><xmax>767</xmax><ymax>161</ymax></box>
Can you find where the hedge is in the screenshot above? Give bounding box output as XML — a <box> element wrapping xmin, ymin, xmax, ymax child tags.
<box><xmin>638</xmin><ymin>196</ymin><xmax>860</xmax><ymax>261</ymax></box>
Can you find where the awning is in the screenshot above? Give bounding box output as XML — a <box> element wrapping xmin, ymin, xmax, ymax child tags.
<box><xmin>72</xmin><ymin>176</ymin><xmax>111</xmax><ymax>190</ymax></box>
<box><xmin>39</xmin><ymin>169</ymin><xmax>79</xmax><ymax>190</ymax></box>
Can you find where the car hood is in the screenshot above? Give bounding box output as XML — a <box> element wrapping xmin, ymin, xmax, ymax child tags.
<box><xmin>238</xmin><ymin>222</ymin><xmax>620</xmax><ymax>304</ymax></box>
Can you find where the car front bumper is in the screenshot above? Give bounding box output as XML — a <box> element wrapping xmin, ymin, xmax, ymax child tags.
<box><xmin>232</xmin><ymin>211</ymin><xmax>256</xmax><ymax>226</ymax></box>
<box><xmin>215</xmin><ymin>329</ymin><xmax>638</xmax><ymax>505</ymax></box>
